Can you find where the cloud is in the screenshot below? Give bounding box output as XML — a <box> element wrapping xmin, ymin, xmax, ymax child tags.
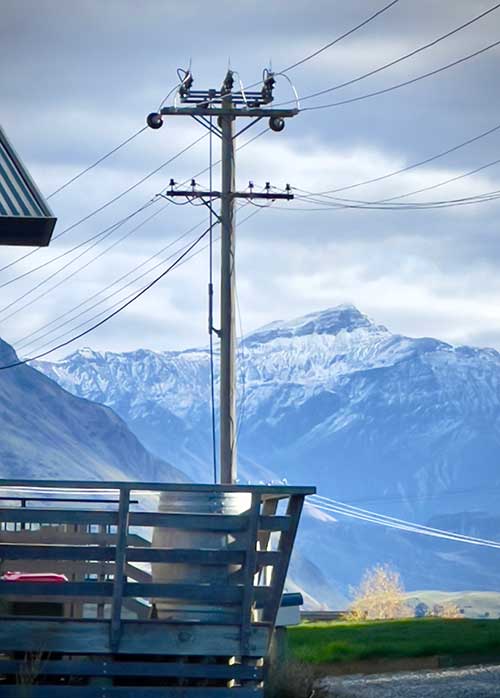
<box><xmin>1</xmin><ymin>0</ymin><xmax>500</xmax><ymax>358</ymax></box>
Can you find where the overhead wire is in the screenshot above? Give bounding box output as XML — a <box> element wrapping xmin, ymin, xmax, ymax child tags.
<box><xmin>300</xmin><ymin>38</ymin><xmax>500</xmax><ymax>111</ymax></box>
<box><xmin>23</xmin><ymin>234</ymin><xmax>203</xmax><ymax>359</ymax></box>
<box><xmin>208</xmin><ymin>115</ymin><xmax>217</xmax><ymax>484</ymax></box>
<box><xmin>316</xmin><ymin>121</ymin><xmax>500</xmax><ymax>195</ymax></box>
<box><xmin>1</xmin><ymin>127</ymin><xmax>268</xmax><ymax>327</ymax></box>
<box><xmin>46</xmin><ymin>76</ymin><xmax>186</xmax><ymax>201</ymax></box>
<box><xmin>280</xmin><ymin>2</ymin><xmax>500</xmax><ymax>105</ymax></box>
<box><xmin>0</xmin><ymin>200</ymin><xmax>166</xmax><ymax>326</ymax></box>
<box><xmin>0</xmin><ymin>131</ymin><xmax>208</xmax><ymax>279</ymax></box>
<box><xmin>0</xmin><ymin>199</ymin><xmax>158</xmax><ymax>290</ymax></box>
<box><xmin>0</xmin><ymin>225</ymin><xmax>215</xmax><ymax>371</ymax></box>
<box><xmin>282</xmin><ymin>182</ymin><xmax>500</xmax><ymax>210</ymax></box>
<box><xmin>376</xmin><ymin>156</ymin><xmax>500</xmax><ymax>203</ymax></box>
<box><xmin>46</xmin><ymin>127</ymin><xmax>148</xmax><ymax>200</ymax></box>
<box><xmin>312</xmin><ymin>494</ymin><xmax>500</xmax><ymax>545</ymax></box>
<box><xmin>280</xmin><ymin>0</ymin><xmax>401</xmax><ymax>74</ymax></box>
<box><xmin>1</xmin><ymin>128</ymin><xmax>271</xmax><ymax>351</ymax></box>
<box><xmin>316</xmin><ymin>485</ymin><xmax>500</xmax><ymax>506</ymax></box>
<box><xmin>13</xmin><ymin>216</ymin><xmax>207</xmax><ymax>355</ymax></box>
<box><xmin>309</xmin><ymin>495</ymin><xmax>500</xmax><ymax>549</ymax></box>
<box><xmin>19</xmin><ymin>204</ymin><xmax>265</xmax><ymax>365</ymax></box>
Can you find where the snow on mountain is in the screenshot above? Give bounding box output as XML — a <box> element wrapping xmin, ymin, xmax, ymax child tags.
<box><xmin>34</xmin><ymin>305</ymin><xmax>500</xmax><ymax>602</ymax></box>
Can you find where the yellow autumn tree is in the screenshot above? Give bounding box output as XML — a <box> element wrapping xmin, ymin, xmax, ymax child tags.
<box><xmin>346</xmin><ymin>563</ymin><xmax>410</xmax><ymax>621</ymax></box>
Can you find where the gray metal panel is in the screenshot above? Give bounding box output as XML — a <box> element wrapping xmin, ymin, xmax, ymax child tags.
<box><xmin>0</xmin><ymin>125</ymin><xmax>56</xmax><ymax>246</ymax></box>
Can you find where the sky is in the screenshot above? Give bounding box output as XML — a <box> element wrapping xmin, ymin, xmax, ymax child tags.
<box><xmin>1</xmin><ymin>0</ymin><xmax>500</xmax><ymax>358</ymax></box>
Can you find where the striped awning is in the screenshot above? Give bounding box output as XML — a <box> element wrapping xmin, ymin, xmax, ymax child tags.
<box><xmin>0</xmin><ymin>125</ymin><xmax>56</xmax><ymax>246</ymax></box>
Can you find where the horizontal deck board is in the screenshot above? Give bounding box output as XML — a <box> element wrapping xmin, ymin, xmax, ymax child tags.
<box><xmin>128</xmin><ymin>547</ymin><xmax>246</xmax><ymax>564</ymax></box>
<box><xmin>0</xmin><ymin>508</ymin><xmax>117</xmax><ymax>526</ymax></box>
<box><xmin>0</xmin><ymin>688</ymin><xmax>262</xmax><ymax>697</ymax></box>
<box><xmin>0</xmin><ymin>619</ymin><xmax>269</xmax><ymax>656</ymax></box>
<box><xmin>129</xmin><ymin>511</ymin><xmax>249</xmax><ymax>531</ymax></box>
<box><xmin>0</xmin><ymin>478</ymin><xmax>315</xmax><ymax>496</ymax></box>
<box><xmin>0</xmin><ymin>580</ymin><xmax>271</xmax><ymax>604</ymax></box>
<box><xmin>0</xmin><ymin>658</ymin><xmax>263</xmax><ymax>679</ymax></box>
<box><xmin>0</xmin><ymin>530</ymin><xmax>149</xmax><ymax>546</ymax></box>
<box><xmin>0</xmin><ymin>580</ymin><xmax>113</xmax><ymax>597</ymax></box>
<box><xmin>0</xmin><ymin>543</ymin><xmax>117</xmax><ymax>560</ymax></box>
<box><xmin>0</xmin><ymin>543</ymin><xmax>279</xmax><ymax>568</ymax></box>
<box><xmin>0</xmin><ymin>510</ymin><xmax>289</xmax><ymax>533</ymax></box>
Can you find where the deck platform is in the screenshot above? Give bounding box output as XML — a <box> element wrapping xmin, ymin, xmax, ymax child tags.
<box><xmin>0</xmin><ymin>480</ymin><xmax>314</xmax><ymax>695</ymax></box>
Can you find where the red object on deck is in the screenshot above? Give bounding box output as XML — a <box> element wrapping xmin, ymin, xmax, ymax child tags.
<box><xmin>1</xmin><ymin>571</ymin><xmax>68</xmax><ymax>583</ymax></box>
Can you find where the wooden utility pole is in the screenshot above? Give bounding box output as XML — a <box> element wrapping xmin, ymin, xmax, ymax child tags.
<box><xmin>146</xmin><ymin>69</ymin><xmax>298</xmax><ymax>483</ymax></box>
<box><xmin>219</xmin><ymin>93</ymin><xmax>237</xmax><ymax>482</ymax></box>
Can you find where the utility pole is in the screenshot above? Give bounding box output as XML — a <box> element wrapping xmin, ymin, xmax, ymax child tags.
<box><xmin>219</xmin><ymin>89</ymin><xmax>237</xmax><ymax>485</ymax></box>
<box><xmin>146</xmin><ymin>69</ymin><xmax>298</xmax><ymax>483</ymax></box>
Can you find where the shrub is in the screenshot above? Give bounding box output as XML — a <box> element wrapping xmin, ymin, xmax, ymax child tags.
<box><xmin>345</xmin><ymin>563</ymin><xmax>411</xmax><ymax>621</ymax></box>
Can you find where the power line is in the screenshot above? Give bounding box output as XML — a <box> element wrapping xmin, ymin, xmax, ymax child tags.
<box><xmin>264</xmin><ymin>181</ymin><xmax>500</xmax><ymax>211</ymax></box>
<box><xmin>23</xmin><ymin>235</ymin><xmax>202</xmax><ymax>359</ymax></box>
<box><xmin>312</xmin><ymin>494</ymin><xmax>499</xmax><ymax>545</ymax></box>
<box><xmin>315</xmin><ymin>485</ymin><xmax>500</xmax><ymax>506</ymax></box>
<box><xmin>285</xmin><ymin>194</ymin><xmax>500</xmax><ymax>211</ymax></box>
<box><xmin>0</xmin><ymin>132</ymin><xmax>208</xmax><ymax>278</ymax></box>
<box><xmin>301</xmin><ymin>38</ymin><xmax>500</xmax><ymax>111</ymax></box>
<box><xmin>0</xmin><ymin>200</ymin><xmax>165</xmax><ymax>326</ymax></box>
<box><xmin>0</xmin><ymin>199</ymin><xmax>158</xmax><ymax>290</ymax></box>
<box><xmin>16</xmin><ymin>203</ymin><xmax>262</xmax><ymax>362</ymax></box>
<box><xmin>287</xmin><ymin>2</ymin><xmax>500</xmax><ymax>105</ymax></box>
<box><xmin>317</xmin><ymin>121</ymin><xmax>500</xmax><ymax>195</ymax></box>
<box><xmin>45</xmin><ymin>77</ymin><xmax>185</xmax><ymax>200</ymax></box>
<box><xmin>46</xmin><ymin>127</ymin><xmax>148</xmax><ymax>199</ymax></box>
<box><xmin>288</xmin><ymin>183</ymin><xmax>500</xmax><ymax>210</ymax></box>
<box><xmin>378</xmin><ymin>156</ymin><xmax>500</xmax><ymax>203</ymax></box>
<box><xmin>208</xmin><ymin>114</ymin><xmax>217</xmax><ymax>485</ymax></box>
<box><xmin>309</xmin><ymin>496</ymin><xmax>500</xmax><ymax>550</ymax></box>
<box><xmin>0</xmin><ymin>225</ymin><xmax>214</xmax><ymax>371</ymax></box>
<box><xmin>13</xmin><ymin>216</ymin><xmax>206</xmax><ymax>355</ymax></box>
<box><xmin>1</xmin><ymin>129</ymin><xmax>271</xmax><ymax>349</ymax></box>
<box><xmin>280</xmin><ymin>0</ymin><xmax>400</xmax><ymax>74</ymax></box>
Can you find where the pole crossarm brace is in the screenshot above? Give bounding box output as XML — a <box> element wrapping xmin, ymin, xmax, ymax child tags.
<box><xmin>164</xmin><ymin>190</ymin><xmax>294</xmax><ymax>201</ymax></box>
<box><xmin>160</xmin><ymin>106</ymin><xmax>298</xmax><ymax>119</ymax></box>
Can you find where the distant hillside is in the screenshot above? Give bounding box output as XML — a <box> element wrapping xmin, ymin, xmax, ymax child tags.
<box><xmin>405</xmin><ymin>591</ymin><xmax>500</xmax><ymax>619</ymax></box>
<box><xmin>0</xmin><ymin>338</ymin><xmax>185</xmax><ymax>483</ymax></box>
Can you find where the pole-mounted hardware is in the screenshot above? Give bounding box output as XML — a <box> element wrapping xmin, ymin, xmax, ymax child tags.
<box><xmin>146</xmin><ymin>68</ymin><xmax>298</xmax><ymax>484</ymax></box>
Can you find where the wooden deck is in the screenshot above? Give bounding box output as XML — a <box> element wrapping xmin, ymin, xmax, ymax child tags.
<box><xmin>0</xmin><ymin>480</ymin><xmax>314</xmax><ymax>695</ymax></box>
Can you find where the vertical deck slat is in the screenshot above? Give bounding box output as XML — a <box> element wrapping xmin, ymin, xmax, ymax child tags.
<box><xmin>110</xmin><ymin>488</ymin><xmax>130</xmax><ymax>651</ymax></box>
<box><xmin>240</xmin><ymin>493</ymin><xmax>261</xmax><ymax>656</ymax></box>
<box><xmin>257</xmin><ymin>497</ymin><xmax>279</xmax><ymax>554</ymax></box>
<box><xmin>261</xmin><ymin>495</ymin><xmax>304</xmax><ymax>626</ymax></box>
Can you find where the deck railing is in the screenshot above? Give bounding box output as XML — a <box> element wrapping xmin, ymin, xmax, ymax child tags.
<box><xmin>0</xmin><ymin>479</ymin><xmax>314</xmax><ymax>696</ymax></box>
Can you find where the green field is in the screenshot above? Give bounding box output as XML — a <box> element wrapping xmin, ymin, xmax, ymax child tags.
<box><xmin>288</xmin><ymin>618</ymin><xmax>500</xmax><ymax>664</ymax></box>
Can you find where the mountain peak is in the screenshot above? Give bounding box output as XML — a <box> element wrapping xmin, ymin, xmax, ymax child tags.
<box><xmin>244</xmin><ymin>305</ymin><xmax>377</xmax><ymax>345</ymax></box>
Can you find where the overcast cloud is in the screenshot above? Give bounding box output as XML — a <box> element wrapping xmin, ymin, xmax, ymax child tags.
<box><xmin>1</xmin><ymin>0</ymin><xmax>500</xmax><ymax>357</ymax></box>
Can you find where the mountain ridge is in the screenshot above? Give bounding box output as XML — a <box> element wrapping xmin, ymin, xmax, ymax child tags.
<box><xmin>32</xmin><ymin>305</ymin><xmax>500</xmax><ymax>602</ymax></box>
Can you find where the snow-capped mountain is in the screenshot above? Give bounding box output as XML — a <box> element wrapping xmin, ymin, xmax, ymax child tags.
<box><xmin>34</xmin><ymin>305</ymin><xmax>500</xmax><ymax>603</ymax></box>
<box><xmin>0</xmin><ymin>337</ymin><xmax>185</xmax><ymax>483</ymax></box>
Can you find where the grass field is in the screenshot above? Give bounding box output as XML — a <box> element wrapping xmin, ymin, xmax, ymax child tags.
<box><xmin>288</xmin><ymin>618</ymin><xmax>500</xmax><ymax>664</ymax></box>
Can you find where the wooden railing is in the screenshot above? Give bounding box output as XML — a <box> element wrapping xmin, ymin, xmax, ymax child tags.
<box><xmin>0</xmin><ymin>479</ymin><xmax>314</xmax><ymax>696</ymax></box>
